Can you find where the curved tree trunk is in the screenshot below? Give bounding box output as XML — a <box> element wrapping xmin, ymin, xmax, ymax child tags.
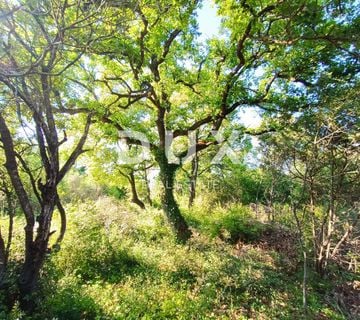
<box><xmin>53</xmin><ymin>195</ymin><xmax>66</xmax><ymax>250</ymax></box>
<box><xmin>128</xmin><ymin>171</ymin><xmax>145</xmax><ymax>209</ymax></box>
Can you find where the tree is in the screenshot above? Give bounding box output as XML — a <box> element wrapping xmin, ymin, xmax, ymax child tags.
<box><xmin>0</xmin><ymin>165</ymin><xmax>15</xmax><ymax>307</ymax></box>
<box><xmin>261</xmin><ymin>81</ymin><xmax>360</xmax><ymax>275</ymax></box>
<box><xmin>86</xmin><ymin>0</ymin><xmax>358</xmax><ymax>241</ymax></box>
<box><xmin>0</xmin><ymin>0</ymin><xmax>105</xmax><ymax>313</ymax></box>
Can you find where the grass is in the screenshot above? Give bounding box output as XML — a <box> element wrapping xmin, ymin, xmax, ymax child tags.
<box><xmin>1</xmin><ymin>196</ymin><xmax>353</xmax><ymax>319</ymax></box>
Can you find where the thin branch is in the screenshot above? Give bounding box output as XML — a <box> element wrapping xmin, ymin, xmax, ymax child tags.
<box><xmin>57</xmin><ymin>114</ymin><xmax>92</xmax><ymax>183</ymax></box>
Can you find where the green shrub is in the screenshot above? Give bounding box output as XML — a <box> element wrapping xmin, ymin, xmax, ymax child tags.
<box><xmin>185</xmin><ymin>203</ymin><xmax>265</xmax><ymax>243</ymax></box>
<box><xmin>39</xmin><ymin>284</ymin><xmax>102</xmax><ymax>320</ymax></box>
<box><xmin>104</xmin><ymin>185</ymin><xmax>127</xmax><ymax>200</ymax></box>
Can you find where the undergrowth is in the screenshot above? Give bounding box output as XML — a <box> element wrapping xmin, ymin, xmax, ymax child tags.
<box><xmin>3</xmin><ymin>197</ymin><xmax>353</xmax><ymax>319</ymax></box>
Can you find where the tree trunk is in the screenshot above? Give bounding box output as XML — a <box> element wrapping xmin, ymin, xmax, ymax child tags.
<box><xmin>309</xmin><ymin>188</ymin><xmax>318</xmax><ymax>264</ymax></box>
<box><xmin>156</xmin><ymin>152</ymin><xmax>191</xmax><ymax>242</ymax></box>
<box><xmin>0</xmin><ymin>190</ymin><xmax>14</xmax><ymax>277</ymax></box>
<box><xmin>188</xmin><ymin>153</ymin><xmax>198</xmax><ymax>208</ymax></box>
<box><xmin>0</xmin><ymin>231</ymin><xmax>7</xmax><ymax>288</ymax></box>
<box><xmin>18</xmin><ymin>247</ymin><xmax>46</xmax><ymax>313</ymax></box>
<box><xmin>292</xmin><ymin>205</ymin><xmax>308</xmax><ymax>314</ymax></box>
<box><xmin>0</xmin><ymin>232</ymin><xmax>14</xmax><ymax>311</ymax></box>
<box><xmin>324</xmin><ymin>149</ymin><xmax>336</xmax><ymax>270</ymax></box>
<box><xmin>19</xmin><ymin>186</ymin><xmax>56</xmax><ymax>313</ymax></box>
<box><xmin>53</xmin><ymin>195</ymin><xmax>66</xmax><ymax>250</ymax></box>
<box><xmin>143</xmin><ymin>166</ymin><xmax>153</xmax><ymax>206</ymax></box>
<box><xmin>316</xmin><ymin>148</ymin><xmax>336</xmax><ymax>276</ymax></box>
<box><xmin>0</xmin><ymin>188</ymin><xmax>16</xmax><ymax>310</ymax></box>
<box><xmin>128</xmin><ymin>170</ymin><xmax>145</xmax><ymax>209</ymax></box>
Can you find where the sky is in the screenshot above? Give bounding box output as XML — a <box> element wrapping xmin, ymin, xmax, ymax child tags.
<box><xmin>197</xmin><ymin>1</ymin><xmax>222</xmax><ymax>41</ymax></box>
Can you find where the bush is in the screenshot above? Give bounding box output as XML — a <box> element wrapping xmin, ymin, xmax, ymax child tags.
<box><xmin>38</xmin><ymin>283</ymin><xmax>102</xmax><ymax>320</ymax></box>
<box><xmin>185</xmin><ymin>203</ymin><xmax>265</xmax><ymax>243</ymax></box>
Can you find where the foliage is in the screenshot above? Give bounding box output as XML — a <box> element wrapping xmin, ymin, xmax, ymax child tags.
<box><xmin>21</xmin><ymin>198</ymin><xmax>352</xmax><ymax>319</ymax></box>
<box><xmin>184</xmin><ymin>203</ymin><xmax>266</xmax><ymax>243</ymax></box>
<box><xmin>261</xmin><ymin>81</ymin><xmax>360</xmax><ymax>274</ymax></box>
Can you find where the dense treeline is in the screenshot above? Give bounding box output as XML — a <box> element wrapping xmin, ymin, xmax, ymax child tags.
<box><xmin>0</xmin><ymin>0</ymin><xmax>359</xmax><ymax>318</ymax></box>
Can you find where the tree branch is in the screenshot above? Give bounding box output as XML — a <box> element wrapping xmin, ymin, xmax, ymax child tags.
<box><xmin>57</xmin><ymin>114</ymin><xmax>92</xmax><ymax>183</ymax></box>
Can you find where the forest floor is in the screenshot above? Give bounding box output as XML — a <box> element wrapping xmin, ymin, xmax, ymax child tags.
<box><xmin>4</xmin><ymin>196</ymin><xmax>359</xmax><ymax>319</ymax></box>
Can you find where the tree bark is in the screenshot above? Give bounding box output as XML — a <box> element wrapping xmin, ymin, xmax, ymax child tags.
<box><xmin>324</xmin><ymin>148</ymin><xmax>336</xmax><ymax>270</ymax></box>
<box><xmin>128</xmin><ymin>170</ymin><xmax>145</xmax><ymax>209</ymax></box>
<box><xmin>0</xmin><ymin>188</ymin><xmax>15</xmax><ymax>310</ymax></box>
<box><xmin>53</xmin><ymin>195</ymin><xmax>66</xmax><ymax>249</ymax></box>
<box><xmin>143</xmin><ymin>166</ymin><xmax>153</xmax><ymax>206</ymax></box>
<box><xmin>156</xmin><ymin>151</ymin><xmax>191</xmax><ymax>242</ymax></box>
<box><xmin>0</xmin><ymin>231</ymin><xmax>7</xmax><ymax>288</ymax></box>
<box><xmin>316</xmin><ymin>148</ymin><xmax>336</xmax><ymax>276</ymax></box>
<box><xmin>292</xmin><ymin>205</ymin><xmax>308</xmax><ymax>314</ymax></box>
<box><xmin>188</xmin><ymin>153</ymin><xmax>198</xmax><ymax>208</ymax></box>
<box><xmin>18</xmin><ymin>184</ymin><xmax>57</xmax><ymax>313</ymax></box>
